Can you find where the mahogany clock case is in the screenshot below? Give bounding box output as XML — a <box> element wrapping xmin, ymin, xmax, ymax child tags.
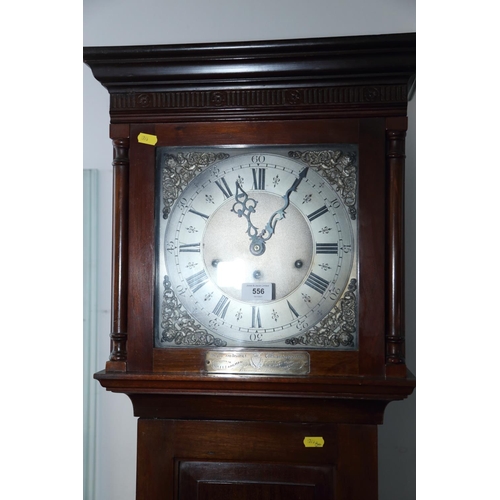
<box><xmin>84</xmin><ymin>32</ymin><xmax>416</xmax><ymax>500</ymax></box>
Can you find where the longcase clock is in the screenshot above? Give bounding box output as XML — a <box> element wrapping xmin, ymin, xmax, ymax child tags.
<box><xmin>84</xmin><ymin>32</ymin><xmax>416</xmax><ymax>500</ymax></box>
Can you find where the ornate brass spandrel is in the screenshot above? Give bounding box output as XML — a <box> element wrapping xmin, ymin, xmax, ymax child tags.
<box><xmin>285</xmin><ymin>279</ymin><xmax>357</xmax><ymax>348</ymax></box>
<box><xmin>161</xmin><ymin>152</ymin><xmax>230</xmax><ymax>219</ymax></box>
<box><xmin>160</xmin><ymin>275</ymin><xmax>228</xmax><ymax>347</ymax></box>
<box><xmin>288</xmin><ymin>150</ymin><xmax>357</xmax><ymax>220</ymax></box>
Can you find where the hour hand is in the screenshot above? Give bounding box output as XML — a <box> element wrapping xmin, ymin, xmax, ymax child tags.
<box><xmin>231</xmin><ymin>181</ymin><xmax>259</xmax><ymax>239</ymax></box>
<box><xmin>231</xmin><ymin>181</ymin><xmax>268</xmax><ymax>256</ymax></box>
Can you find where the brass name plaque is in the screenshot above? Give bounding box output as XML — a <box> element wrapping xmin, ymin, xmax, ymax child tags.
<box><xmin>205</xmin><ymin>350</ymin><xmax>310</xmax><ymax>375</ymax></box>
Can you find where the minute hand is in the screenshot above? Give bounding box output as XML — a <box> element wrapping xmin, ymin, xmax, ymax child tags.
<box><xmin>259</xmin><ymin>166</ymin><xmax>309</xmax><ymax>241</ymax></box>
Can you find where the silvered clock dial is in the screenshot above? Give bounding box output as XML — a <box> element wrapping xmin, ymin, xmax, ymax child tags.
<box><xmin>155</xmin><ymin>146</ymin><xmax>358</xmax><ymax>349</ymax></box>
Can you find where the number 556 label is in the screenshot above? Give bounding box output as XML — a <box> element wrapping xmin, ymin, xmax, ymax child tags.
<box><xmin>241</xmin><ymin>283</ymin><xmax>274</xmax><ymax>301</ymax></box>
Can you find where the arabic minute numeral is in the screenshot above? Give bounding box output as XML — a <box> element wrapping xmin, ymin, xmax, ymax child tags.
<box><xmin>208</xmin><ymin>319</ymin><xmax>220</xmax><ymax>330</ymax></box>
<box><xmin>251</xmin><ymin>155</ymin><xmax>265</xmax><ymax>164</ymax></box>
<box><xmin>329</xmin><ymin>198</ymin><xmax>341</xmax><ymax>209</ymax></box>
<box><xmin>296</xmin><ymin>319</ymin><xmax>309</xmax><ymax>330</ymax></box>
<box><xmin>178</xmin><ymin>198</ymin><xmax>188</xmax><ymax>210</ymax></box>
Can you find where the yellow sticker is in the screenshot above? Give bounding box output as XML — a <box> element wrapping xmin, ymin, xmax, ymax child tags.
<box><xmin>137</xmin><ymin>133</ymin><xmax>158</xmax><ymax>146</ymax></box>
<box><xmin>303</xmin><ymin>437</ymin><xmax>325</xmax><ymax>448</ymax></box>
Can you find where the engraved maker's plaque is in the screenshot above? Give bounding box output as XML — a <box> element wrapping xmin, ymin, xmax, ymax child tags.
<box><xmin>205</xmin><ymin>350</ymin><xmax>310</xmax><ymax>375</ymax></box>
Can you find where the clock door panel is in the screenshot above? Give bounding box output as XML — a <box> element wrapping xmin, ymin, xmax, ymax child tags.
<box><xmin>136</xmin><ymin>419</ymin><xmax>378</xmax><ymax>500</ymax></box>
<box><xmin>178</xmin><ymin>461</ymin><xmax>334</xmax><ymax>500</ymax></box>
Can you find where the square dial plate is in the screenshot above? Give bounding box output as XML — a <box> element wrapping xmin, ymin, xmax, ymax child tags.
<box><xmin>155</xmin><ymin>145</ymin><xmax>358</xmax><ymax>350</ymax></box>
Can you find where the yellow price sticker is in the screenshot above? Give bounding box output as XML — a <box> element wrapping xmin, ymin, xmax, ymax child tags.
<box><xmin>137</xmin><ymin>133</ymin><xmax>158</xmax><ymax>146</ymax></box>
<box><xmin>303</xmin><ymin>437</ymin><xmax>325</xmax><ymax>448</ymax></box>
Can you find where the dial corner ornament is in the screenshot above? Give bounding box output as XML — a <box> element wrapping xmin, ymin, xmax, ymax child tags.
<box><xmin>156</xmin><ymin>145</ymin><xmax>358</xmax><ymax>350</ymax></box>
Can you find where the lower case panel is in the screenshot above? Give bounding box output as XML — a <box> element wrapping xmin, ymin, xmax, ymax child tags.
<box><xmin>136</xmin><ymin>419</ymin><xmax>378</xmax><ymax>500</ymax></box>
<box><xmin>179</xmin><ymin>461</ymin><xmax>334</xmax><ymax>500</ymax></box>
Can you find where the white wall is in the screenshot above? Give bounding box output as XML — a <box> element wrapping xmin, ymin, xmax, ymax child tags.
<box><xmin>83</xmin><ymin>2</ymin><xmax>416</xmax><ymax>499</ymax></box>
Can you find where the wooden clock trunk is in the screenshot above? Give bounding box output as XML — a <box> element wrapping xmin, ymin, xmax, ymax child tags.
<box><xmin>84</xmin><ymin>33</ymin><xmax>416</xmax><ymax>500</ymax></box>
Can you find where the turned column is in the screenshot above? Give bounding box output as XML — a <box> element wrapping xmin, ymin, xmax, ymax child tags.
<box><xmin>106</xmin><ymin>125</ymin><xmax>130</xmax><ymax>372</ymax></box>
<box><xmin>385</xmin><ymin>117</ymin><xmax>407</xmax><ymax>377</ymax></box>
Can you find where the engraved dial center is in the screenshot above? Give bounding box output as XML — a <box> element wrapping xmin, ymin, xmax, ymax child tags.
<box><xmin>203</xmin><ymin>193</ymin><xmax>314</xmax><ymax>301</ymax></box>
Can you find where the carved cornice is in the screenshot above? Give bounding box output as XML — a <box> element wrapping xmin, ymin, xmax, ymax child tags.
<box><xmin>111</xmin><ymin>85</ymin><xmax>407</xmax><ymax>112</ymax></box>
<box><xmin>84</xmin><ymin>33</ymin><xmax>416</xmax><ymax>121</ymax></box>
